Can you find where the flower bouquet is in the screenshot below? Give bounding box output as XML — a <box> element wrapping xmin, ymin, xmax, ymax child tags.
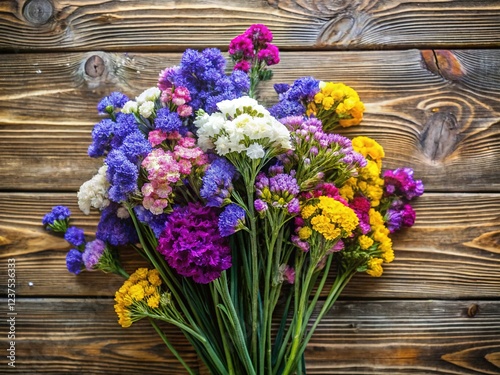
<box><xmin>42</xmin><ymin>24</ymin><xmax>423</xmax><ymax>374</ymax></box>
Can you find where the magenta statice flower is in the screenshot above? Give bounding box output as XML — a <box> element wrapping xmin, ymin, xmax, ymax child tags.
<box><xmin>42</xmin><ymin>205</ymin><xmax>72</xmax><ymax>232</ymax></box>
<box><xmin>201</xmin><ymin>157</ymin><xmax>238</xmax><ymax>207</ymax></box>
<box><xmin>64</xmin><ymin>226</ymin><xmax>86</xmax><ymax>247</ymax></box>
<box><xmin>82</xmin><ymin>239</ymin><xmax>106</xmax><ymax>270</ymax></box>
<box><xmin>348</xmin><ymin>196</ymin><xmax>371</xmax><ymax>234</ymax></box>
<box><xmin>66</xmin><ymin>249</ymin><xmax>83</xmax><ymax>275</ymax></box>
<box><xmin>383</xmin><ymin>168</ymin><xmax>424</xmax><ymax>200</ymax></box>
<box><xmin>157</xmin><ymin>202</ymin><xmax>232</xmax><ymax>284</ymax></box>
<box><xmin>218</xmin><ymin>203</ymin><xmax>246</xmax><ymax>237</ymax></box>
<box><xmin>258</xmin><ymin>44</ymin><xmax>280</xmax><ymax>66</ymax></box>
<box><xmin>97</xmin><ymin>92</ymin><xmax>129</xmax><ymax>115</ymax></box>
<box><xmin>229</xmin><ymin>35</ymin><xmax>255</xmax><ymax>60</ymax></box>
<box><xmin>244</xmin><ymin>24</ymin><xmax>273</xmax><ymax>46</ymax></box>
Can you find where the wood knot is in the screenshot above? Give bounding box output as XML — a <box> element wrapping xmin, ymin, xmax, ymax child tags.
<box><xmin>421</xmin><ymin>50</ymin><xmax>466</xmax><ymax>81</ymax></box>
<box><xmin>467</xmin><ymin>303</ymin><xmax>479</xmax><ymax>318</ymax></box>
<box><xmin>23</xmin><ymin>0</ymin><xmax>53</xmax><ymax>25</ymax></box>
<box><xmin>419</xmin><ymin>111</ymin><xmax>460</xmax><ymax>161</ymax></box>
<box><xmin>85</xmin><ymin>55</ymin><xmax>105</xmax><ymax>78</ymax></box>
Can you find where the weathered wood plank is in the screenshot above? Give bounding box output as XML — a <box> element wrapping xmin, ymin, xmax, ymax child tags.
<box><xmin>1</xmin><ymin>298</ymin><xmax>498</xmax><ymax>374</ymax></box>
<box><xmin>1</xmin><ymin>192</ymin><xmax>499</xmax><ymax>299</ymax></box>
<box><xmin>1</xmin><ymin>49</ymin><xmax>499</xmax><ymax>191</ymax></box>
<box><xmin>0</xmin><ymin>0</ymin><xmax>499</xmax><ymax>51</ymax></box>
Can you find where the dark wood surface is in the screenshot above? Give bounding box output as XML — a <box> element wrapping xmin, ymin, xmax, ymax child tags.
<box><xmin>0</xmin><ymin>0</ymin><xmax>499</xmax><ymax>374</ymax></box>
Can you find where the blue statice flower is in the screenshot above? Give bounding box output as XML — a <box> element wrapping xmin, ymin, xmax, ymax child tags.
<box><xmin>42</xmin><ymin>205</ymin><xmax>72</xmax><ymax>232</ymax></box>
<box><xmin>88</xmin><ymin>118</ymin><xmax>115</xmax><ymax>157</ymax></box>
<box><xmin>118</xmin><ymin>131</ymin><xmax>152</xmax><ymax>164</ymax></box>
<box><xmin>97</xmin><ymin>92</ymin><xmax>129</xmax><ymax>115</ymax></box>
<box><xmin>96</xmin><ymin>203</ymin><xmax>138</xmax><ymax>246</ymax></box>
<box><xmin>218</xmin><ymin>203</ymin><xmax>246</xmax><ymax>237</ymax></box>
<box><xmin>133</xmin><ymin>205</ymin><xmax>169</xmax><ymax>238</ymax></box>
<box><xmin>105</xmin><ymin>150</ymin><xmax>139</xmax><ymax>203</ymax></box>
<box><xmin>66</xmin><ymin>249</ymin><xmax>83</xmax><ymax>275</ymax></box>
<box><xmin>201</xmin><ymin>157</ymin><xmax>238</xmax><ymax>207</ymax></box>
<box><xmin>269</xmin><ymin>76</ymin><xmax>320</xmax><ymax>119</ymax></box>
<box><xmin>110</xmin><ymin>113</ymin><xmax>142</xmax><ymax>149</ymax></box>
<box><xmin>154</xmin><ymin>107</ymin><xmax>185</xmax><ymax>133</ymax></box>
<box><xmin>64</xmin><ymin>226</ymin><xmax>86</xmax><ymax>247</ymax></box>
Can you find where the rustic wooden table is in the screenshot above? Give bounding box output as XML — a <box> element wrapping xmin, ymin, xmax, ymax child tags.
<box><xmin>1</xmin><ymin>1</ymin><xmax>499</xmax><ymax>374</ymax></box>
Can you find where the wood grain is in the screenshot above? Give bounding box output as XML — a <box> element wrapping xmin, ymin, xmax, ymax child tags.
<box><xmin>0</xmin><ymin>0</ymin><xmax>499</xmax><ymax>51</ymax></box>
<box><xmin>1</xmin><ymin>50</ymin><xmax>499</xmax><ymax>191</ymax></box>
<box><xmin>1</xmin><ymin>192</ymin><xmax>499</xmax><ymax>299</ymax></box>
<box><xmin>1</xmin><ymin>298</ymin><xmax>498</xmax><ymax>374</ymax></box>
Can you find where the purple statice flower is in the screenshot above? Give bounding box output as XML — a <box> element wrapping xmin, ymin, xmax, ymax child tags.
<box><xmin>291</xmin><ymin>235</ymin><xmax>310</xmax><ymax>252</ymax></box>
<box><xmin>255</xmin><ymin>172</ymin><xmax>300</xmax><ymax>215</ymax></box>
<box><xmin>133</xmin><ymin>205</ymin><xmax>169</xmax><ymax>238</ymax></box>
<box><xmin>383</xmin><ymin>168</ymin><xmax>424</xmax><ymax>201</ymax></box>
<box><xmin>97</xmin><ymin>92</ymin><xmax>129</xmax><ymax>115</ymax></box>
<box><xmin>82</xmin><ymin>239</ymin><xmax>106</xmax><ymax>271</ymax></box>
<box><xmin>96</xmin><ymin>203</ymin><xmax>138</xmax><ymax>246</ymax></box>
<box><xmin>105</xmin><ymin>150</ymin><xmax>139</xmax><ymax>203</ymax></box>
<box><xmin>254</xmin><ymin>199</ymin><xmax>268</xmax><ymax>216</ymax></box>
<box><xmin>348</xmin><ymin>196</ymin><xmax>371</xmax><ymax>234</ymax></box>
<box><xmin>158</xmin><ymin>66</ymin><xmax>179</xmax><ymax>91</ymax></box>
<box><xmin>88</xmin><ymin>118</ymin><xmax>115</xmax><ymax>157</ymax></box>
<box><xmin>386</xmin><ymin>203</ymin><xmax>417</xmax><ymax>233</ymax></box>
<box><xmin>64</xmin><ymin>226</ymin><xmax>85</xmax><ymax>247</ymax></box>
<box><xmin>42</xmin><ymin>205</ymin><xmax>72</xmax><ymax>232</ymax></box>
<box><xmin>201</xmin><ymin>157</ymin><xmax>238</xmax><ymax>207</ymax></box>
<box><xmin>154</xmin><ymin>107</ymin><xmax>186</xmax><ymax>133</ymax></box>
<box><xmin>117</xmin><ymin>131</ymin><xmax>152</xmax><ymax>164</ymax></box>
<box><xmin>157</xmin><ymin>202</ymin><xmax>232</xmax><ymax>284</ymax></box>
<box><xmin>218</xmin><ymin>203</ymin><xmax>246</xmax><ymax>237</ymax></box>
<box><xmin>269</xmin><ymin>77</ymin><xmax>320</xmax><ymax>119</ymax></box>
<box><xmin>66</xmin><ymin>249</ymin><xmax>83</xmax><ymax>275</ymax></box>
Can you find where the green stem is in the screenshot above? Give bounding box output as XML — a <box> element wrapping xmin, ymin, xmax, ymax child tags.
<box><xmin>148</xmin><ymin>318</ymin><xmax>196</xmax><ymax>375</ymax></box>
<box><xmin>211</xmin><ymin>283</ymin><xmax>235</xmax><ymax>375</ymax></box>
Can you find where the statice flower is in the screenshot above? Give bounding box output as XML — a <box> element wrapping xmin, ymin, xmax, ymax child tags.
<box><xmin>77</xmin><ymin>165</ymin><xmax>110</xmax><ymax>215</ymax></box>
<box><xmin>269</xmin><ymin>77</ymin><xmax>320</xmax><ymax>119</ymax></box>
<box><xmin>194</xmin><ymin>96</ymin><xmax>292</xmax><ymax>160</ymax></box>
<box><xmin>42</xmin><ymin>205</ymin><xmax>72</xmax><ymax>232</ymax></box>
<box><xmin>154</xmin><ymin>107</ymin><xmax>186</xmax><ymax>134</ymax></box>
<box><xmin>134</xmin><ymin>205</ymin><xmax>170</xmax><ymax>238</ymax></box>
<box><xmin>255</xmin><ymin>171</ymin><xmax>300</xmax><ymax>215</ymax></box>
<box><xmin>105</xmin><ymin>150</ymin><xmax>139</xmax><ymax>203</ymax></box>
<box><xmin>96</xmin><ymin>203</ymin><xmax>138</xmax><ymax>246</ymax></box>
<box><xmin>158</xmin><ymin>66</ymin><xmax>179</xmax><ymax>91</ymax></box>
<box><xmin>88</xmin><ymin>118</ymin><xmax>115</xmax><ymax>157</ymax></box>
<box><xmin>385</xmin><ymin>200</ymin><xmax>417</xmax><ymax>233</ymax></box>
<box><xmin>117</xmin><ymin>131</ymin><xmax>152</xmax><ymax>164</ymax></box>
<box><xmin>157</xmin><ymin>202</ymin><xmax>231</xmax><ymax>284</ymax></box>
<box><xmin>218</xmin><ymin>203</ymin><xmax>246</xmax><ymax>237</ymax></box>
<box><xmin>82</xmin><ymin>239</ymin><xmax>106</xmax><ymax>270</ymax></box>
<box><xmin>97</xmin><ymin>92</ymin><xmax>129</xmax><ymax>115</ymax></box>
<box><xmin>348</xmin><ymin>196</ymin><xmax>372</xmax><ymax>234</ymax></box>
<box><xmin>383</xmin><ymin>168</ymin><xmax>424</xmax><ymax>201</ymax></box>
<box><xmin>200</xmin><ymin>156</ymin><xmax>238</xmax><ymax>207</ymax></box>
<box><xmin>66</xmin><ymin>249</ymin><xmax>83</xmax><ymax>275</ymax></box>
<box><xmin>64</xmin><ymin>226</ymin><xmax>85</xmax><ymax>247</ymax></box>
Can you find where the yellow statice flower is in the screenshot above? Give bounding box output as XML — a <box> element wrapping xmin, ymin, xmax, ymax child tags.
<box><xmin>352</xmin><ymin>136</ymin><xmax>385</xmax><ymax>169</ymax></box>
<box><xmin>298</xmin><ymin>226</ymin><xmax>312</xmax><ymax>240</ymax></box>
<box><xmin>366</xmin><ymin>257</ymin><xmax>384</xmax><ymax>277</ymax></box>
<box><xmin>358</xmin><ymin>235</ymin><xmax>374</xmax><ymax>250</ymax></box>
<box><xmin>306</xmin><ymin>81</ymin><xmax>365</xmax><ymax>131</ymax></box>
<box><xmin>114</xmin><ymin>268</ymin><xmax>167</xmax><ymax>328</ymax></box>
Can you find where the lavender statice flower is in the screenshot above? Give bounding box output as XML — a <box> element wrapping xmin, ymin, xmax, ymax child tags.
<box><xmin>105</xmin><ymin>150</ymin><xmax>139</xmax><ymax>203</ymax></box>
<box><xmin>383</xmin><ymin>168</ymin><xmax>424</xmax><ymax>200</ymax></box>
<box><xmin>201</xmin><ymin>157</ymin><xmax>238</xmax><ymax>207</ymax></box>
<box><xmin>64</xmin><ymin>226</ymin><xmax>85</xmax><ymax>247</ymax></box>
<box><xmin>66</xmin><ymin>249</ymin><xmax>83</xmax><ymax>275</ymax></box>
<box><xmin>157</xmin><ymin>202</ymin><xmax>231</xmax><ymax>284</ymax></box>
<box><xmin>97</xmin><ymin>92</ymin><xmax>129</xmax><ymax>115</ymax></box>
<box><xmin>255</xmin><ymin>171</ymin><xmax>300</xmax><ymax>215</ymax></box>
<box><xmin>218</xmin><ymin>203</ymin><xmax>246</xmax><ymax>237</ymax></box>
<box><xmin>96</xmin><ymin>203</ymin><xmax>138</xmax><ymax>246</ymax></box>
<box><xmin>133</xmin><ymin>205</ymin><xmax>169</xmax><ymax>238</ymax></box>
<box><xmin>42</xmin><ymin>206</ymin><xmax>72</xmax><ymax>232</ymax></box>
<box><xmin>82</xmin><ymin>239</ymin><xmax>106</xmax><ymax>270</ymax></box>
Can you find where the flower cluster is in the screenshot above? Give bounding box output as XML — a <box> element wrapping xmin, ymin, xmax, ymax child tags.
<box><xmin>42</xmin><ymin>24</ymin><xmax>424</xmax><ymax>375</ymax></box>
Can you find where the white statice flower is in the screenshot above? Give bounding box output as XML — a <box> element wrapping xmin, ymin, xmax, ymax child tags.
<box><xmin>77</xmin><ymin>165</ymin><xmax>110</xmax><ymax>215</ymax></box>
<box><xmin>139</xmin><ymin>101</ymin><xmax>155</xmax><ymax>118</ymax></box>
<box><xmin>217</xmin><ymin>96</ymin><xmax>269</xmax><ymax>118</ymax></box>
<box><xmin>136</xmin><ymin>87</ymin><xmax>161</xmax><ymax>105</ymax></box>
<box><xmin>246</xmin><ymin>143</ymin><xmax>265</xmax><ymax>159</ymax></box>
<box><xmin>121</xmin><ymin>100</ymin><xmax>138</xmax><ymax>114</ymax></box>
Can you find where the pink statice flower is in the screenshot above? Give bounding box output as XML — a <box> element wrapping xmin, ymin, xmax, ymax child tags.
<box><xmin>148</xmin><ymin>129</ymin><xmax>168</xmax><ymax>147</ymax></box>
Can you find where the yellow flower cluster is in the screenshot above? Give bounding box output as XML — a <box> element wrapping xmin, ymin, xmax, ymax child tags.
<box><xmin>306</xmin><ymin>82</ymin><xmax>365</xmax><ymax>130</ymax></box>
<box><xmin>365</xmin><ymin>209</ymin><xmax>394</xmax><ymax>277</ymax></box>
<box><xmin>340</xmin><ymin>136</ymin><xmax>385</xmax><ymax>207</ymax></box>
<box><xmin>300</xmin><ymin>196</ymin><xmax>359</xmax><ymax>242</ymax></box>
<box><xmin>114</xmin><ymin>268</ymin><xmax>163</xmax><ymax>328</ymax></box>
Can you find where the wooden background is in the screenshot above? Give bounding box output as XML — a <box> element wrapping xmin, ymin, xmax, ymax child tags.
<box><xmin>1</xmin><ymin>0</ymin><xmax>500</xmax><ymax>374</ymax></box>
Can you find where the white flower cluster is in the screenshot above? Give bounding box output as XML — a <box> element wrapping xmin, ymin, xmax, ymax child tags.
<box><xmin>77</xmin><ymin>165</ymin><xmax>110</xmax><ymax>215</ymax></box>
<box><xmin>194</xmin><ymin>96</ymin><xmax>292</xmax><ymax>159</ymax></box>
<box><xmin>121</xmin><ymin>87</ymin><xmax>161</xmax><ymax>118</ymax></box>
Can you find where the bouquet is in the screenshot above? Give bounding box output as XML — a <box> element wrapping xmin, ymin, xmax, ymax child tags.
<box><xmin>42</xmin><ymin>24</ymin><xmax>423</xmax><ymax>374</ymax></box>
